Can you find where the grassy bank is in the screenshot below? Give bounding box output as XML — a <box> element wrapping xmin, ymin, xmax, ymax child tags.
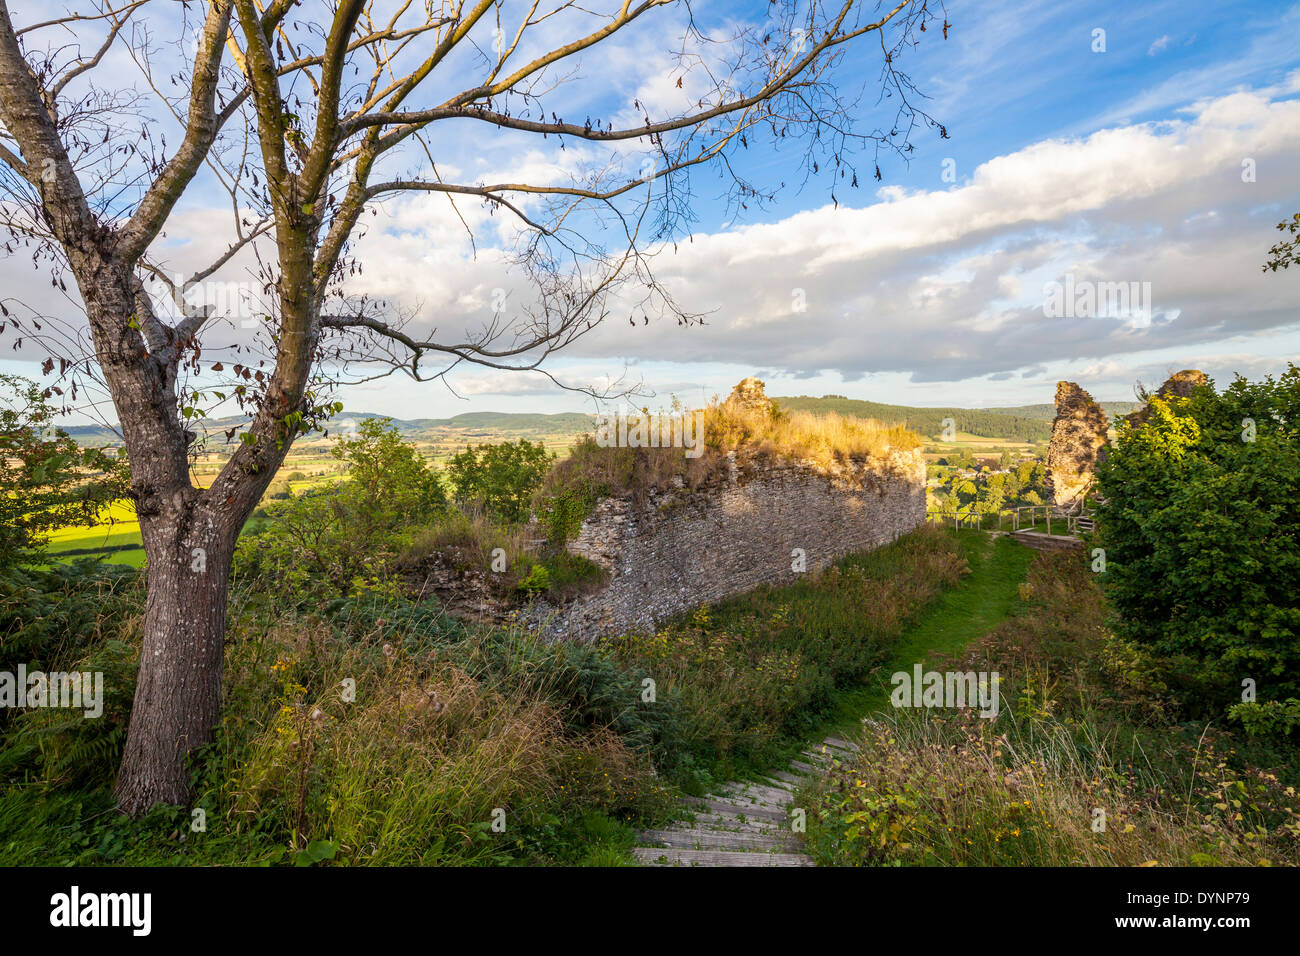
<box><xmin>610</xmin><ymin>525</ymin><xmax>972</xmax><ymax>788</ymax></box>
<box><xmin>810</xmin><ymin>530</ymin><xmax>1033</xmax><ymax>737</ymax></box>
<box><xmin>0</xmin><ymin>525</ymin><xmax>975</xmax><ymax>866</ymax></box>
<box><xmin>799</xmin><ymin>548</ymin><xmax>1300</xmax><ymax>866</ymax></box>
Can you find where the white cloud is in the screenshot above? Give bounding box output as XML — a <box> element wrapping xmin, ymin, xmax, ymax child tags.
<box><xmin>535</xmin><ymin>83</ymin><xmax>1300</xmax><ymax>389</ymax></box>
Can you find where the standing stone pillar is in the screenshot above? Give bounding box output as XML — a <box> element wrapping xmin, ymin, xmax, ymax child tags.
<box><xmin>1045</xmin><ymin>381</ymin><xmax>1109</xmax><ymax>512</ymax></box>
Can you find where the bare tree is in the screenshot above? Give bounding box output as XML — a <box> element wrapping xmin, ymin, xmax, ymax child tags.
<box><xmin>0</xmin><ymin>0</ymin><xmax>948</xmax><ymax>815</ymax></box>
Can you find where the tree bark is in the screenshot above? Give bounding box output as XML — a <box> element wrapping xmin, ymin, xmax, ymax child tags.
<box><xmin>114</xmin><ymin>499</ymin><xmax>235</xmax><ymax>815</ymax></box>
<box><xmin>68</xmin><ymin>263</ymin><xmax>280</xmax><ymax>816</ymax></box>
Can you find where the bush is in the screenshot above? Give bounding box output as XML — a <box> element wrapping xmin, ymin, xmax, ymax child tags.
<box><xmin>332</xmin><ymin>418</ymin><xmax>447</xmax><ymax>523</ymax></box>
<box><xmin>235</xmin><ymin>421</ymin><xmax>446</xmax><ymax>601</ymax></box>
<box><xmin>1095</xmin><ymin>364</ymin><xmax>1300</xmax><ymax>725</ymax></box>
<box><xmin>0</xmin><ymin>561</ymin><xmax>142</xmax><ymax>788</ymax></box>
<box><xmin>516</xmin><ymin>564</ymin><xmax>550</xmax><ymax>593</ymax></box>
<box><xmin>445</xmin><ymin>627</ymin><xmax>688</xmax><ymax>774</ymax></box>
<box><xmin>0</xmin><ymin>568</ymin><xmax>675</xmax><ymax>865</ymax></box>
<box><xmin>0</xmin><ymin>375</ymin><xmax>129</xmax><ymax>569</ymax></box>
<box><xmin>446</xmin><ymin>439</ymin><xmax>554</xmax><ymax>524</ymax></box>
<box><xmin>0</xmin><ymin>636</ymin><xmax>138</xmax><ymax>788</ymax></box>
<box><xmin>0</xmin><ymin>561</ymin><xmax>141</xmax><ymax>680</ymax></box>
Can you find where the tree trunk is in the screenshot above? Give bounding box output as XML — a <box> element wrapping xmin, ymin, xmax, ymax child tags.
<box><xmin>113</xmin><ymin>498</ymin><xmax>235</xmax><ymax>815</ymax></box>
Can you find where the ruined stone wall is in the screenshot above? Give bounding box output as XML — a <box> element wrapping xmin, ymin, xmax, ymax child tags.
<box><xmin>532</xmin><ymin>449</ymin><xmax>926</xmax><ymax>641</ymax></box>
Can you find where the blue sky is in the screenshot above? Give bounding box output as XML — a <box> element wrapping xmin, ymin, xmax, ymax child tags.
<box><xmin>2</xmin><ymin>0</ymin><xmax>1298</xmax><ymax>424</ymax></box>
<box><xmin>676</xmin><ymin>0</ymin><xmax>1299</xmax><ymax>231</ymax></box>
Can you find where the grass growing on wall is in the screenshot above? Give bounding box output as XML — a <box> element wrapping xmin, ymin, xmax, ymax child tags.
<box><xmin>537</xmin><ymin>399</ymin><xmax>923</xmax><ymax>543</ymax></box>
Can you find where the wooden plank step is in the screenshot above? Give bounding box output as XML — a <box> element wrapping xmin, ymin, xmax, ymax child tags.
<box><xmin>1010</xmin><ymin>531</ymin><xmax>1082</xmax><ymax>551</ymax></box>
<box><xmin>632</xmin><ymin>847</ymin><xmax>814</xmax><ymax>867</ymax></box>
<box><xmin>768</xmin><ymin>770</ymin><xmax>804</xmax><ymax>786</ymax></box>
<box><xmin>823</xmin><ymin>736</ymin><xmax>861</xmax><ymax>753</ymax></box>
<box><xmin>682</xmin><ymin>795</ymin><xmax>790</xmax><ymax>824</ymax></box>
<box><xmin>717</xmin><ymin>782</ymin><xmax>794</xmax><ymax>806</ymax></box>
<box><xmin>684</xmin><ymin>813</ymin><xmax>784</xmax><ymax>833</ymax></box>
<box><xmin>637</xmin><ymin>828</ymin><xmax>798</xmax><ymax>852</ymax></box>
<box><xmin>788</xmin><ymin>759</ymin><xmax>816</xmax><ymax>774</ymax></box>
<box><xmin>759</xmin><ymin>775</ymin><xmax>796</xmax><ymax>792</ymax></box>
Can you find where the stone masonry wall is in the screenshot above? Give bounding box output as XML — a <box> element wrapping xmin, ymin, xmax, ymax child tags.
<box><xmin>532</xmin><ymin>448</ymin><xmax>926</xmax><ymax>641</ymax></box>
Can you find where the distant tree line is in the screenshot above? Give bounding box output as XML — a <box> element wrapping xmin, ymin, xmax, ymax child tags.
<box><xmin>776</xmin><ymin>396</ymin><xmax>1052</xmax><ymax>442</ymax></box>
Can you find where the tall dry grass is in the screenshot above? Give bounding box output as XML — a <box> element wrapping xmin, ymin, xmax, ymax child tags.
<box><xmin>700</xmin><ymin>402</ymin><xmax>920</xmax><ymax>465</ymax></box>
<box><xmin>401</xmin><ymin>503</ymin><xmax>534</xmax><ymax>572</ymax></box>
<box><xmin>222</xmin><ymin>619</ymin><xmax>665</xmax><ymax>865</ymax></box>
<box><xmin>807</xmin><ymin>707</ymin><xmax>1299</xmax><ymax>866</ymax></box>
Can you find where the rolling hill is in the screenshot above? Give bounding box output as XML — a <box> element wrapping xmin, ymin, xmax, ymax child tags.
<box><xmin>65</xmin><ymin>394</ymin><xmax>1133</xmax><ymax>452</ymax></box>
<box><xmin>772</xmin><ymin>396</ymin><xmax>1054</xmax><ymax>442</ymax></box>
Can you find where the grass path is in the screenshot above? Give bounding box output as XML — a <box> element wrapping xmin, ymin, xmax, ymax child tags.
<box><xmin>814</xmin><ymin>530</ymin><xmax>1034</xmax><ymax>737</ymax></box>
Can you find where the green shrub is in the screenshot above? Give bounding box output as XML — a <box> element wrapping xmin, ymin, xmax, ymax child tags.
<box><xmin>0</xmin><ymin>637</ymin><xmax>138</xmax><ymax>788</ymax></box>
<box><xmin>446</xmin><ymin>439</ymin><xmax>554</xmax><ymax>523</ymax></box>
<box><xmin>0</xmin><ymin>375</ymin><xmax>129</xmax><ymax>569</ymax></box>
<box><xmin>235</xmin><ymin>421</ymin><xmax>446</xmax><ymax>602</ymax></box>
<box><xmin>446</xmin><ymin>627</ymin><xmax>689</xmax><ymax>776</ymax></box>
<box><xmin>1229</xmin><ymin>699</ymin><xmax>1300</xmax><ymax>739</ymax></box>
<box><xmin>1095</xmin><ymin>364</ymin><xmax>1300</xmax><ymax>725</ymax></box>
<box><xmin>530</xmin><ymin>551</ymin><xmax>607</xmax><ymax>600</ymax></box>
<box><xmin>0</xmin><ymin>561</ymin><xmax>141</xmax><ymax>680</ymax></box>
<box><xmin>516</xmin><ymin>564</ymin><xmax>550</xmax><ymax>593</ymax></box>
<box><xmin>0</xmin><ymin>562</ymin><xmax>141</xmax><ymax>789</ymax></box>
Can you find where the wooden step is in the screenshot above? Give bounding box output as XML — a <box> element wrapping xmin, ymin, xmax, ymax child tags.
<box><xmin>637</xmin><ymin>828</ymin><xmax>799</xmax><ymax>852</ymax></box>
<box><xmin>1011</xmin><ymin>530</ymin><xmax>1082</xmax><ymax>551</ymax></box>
<box><xmin>801</xmin><ymin>748</ymin><xmax>837</xmax><ymax>764</ymax></box>
<box><xmin>823</xmin><ymin>736</ymin><xmax>861</xmax><ymax>753</ymax></box>
<box><xmin>685</xmin><ymin>812</ymin><xmax>784</xmax><ymax>834</ymax></box>
<box><xmin>768</xmin><ymin>770</ymin><xmax>804</xmax><ymax>786</ymax></box>
<box><xmin>632</xmin><ymin>847</ymin><xmax>814</xmax><ymax>867</ymax></box>
<box><xmin>717</xmin><ymin>782</ymin><xmax>794</xmax><ymax>806</ymax></box>
<box><xmin>788</xmin><ymin>759</ymin><xmax>816</xmax><ymax>774</ymax></box>
<box><xmin>683</xmin><ymin>795</ymin><xmax>790</xmax><ymax>824</ymax></box>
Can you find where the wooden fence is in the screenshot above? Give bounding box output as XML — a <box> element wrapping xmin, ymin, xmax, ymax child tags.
<box><xmin>925</xmin><ymin>504</ymin><xmax>1096</xmax><ymax>536</ymax></box>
